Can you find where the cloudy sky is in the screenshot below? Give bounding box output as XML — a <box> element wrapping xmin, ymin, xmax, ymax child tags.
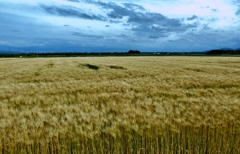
<box><xmin>0</xmin><ymin>0</ymin><xmax>240</xmax><ymax>52</ymax></box>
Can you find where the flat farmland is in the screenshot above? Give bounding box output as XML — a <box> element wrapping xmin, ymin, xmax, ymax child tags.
<box><xmin>0</xmin><ymin>57</ymin><xmax>240</xmax><ymax>153</ymax></box>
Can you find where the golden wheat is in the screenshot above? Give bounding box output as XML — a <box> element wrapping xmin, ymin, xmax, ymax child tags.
<box><xmin>0</xmin><ymin>56</ymin><xmax>240</xmax><ymax>153</ymax></box>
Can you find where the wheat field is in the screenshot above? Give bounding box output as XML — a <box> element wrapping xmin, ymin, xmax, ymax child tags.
<box><xmin>0</xmin><ymin>56</ymin><xmax>240</xmax><ymax>153</ymax></box>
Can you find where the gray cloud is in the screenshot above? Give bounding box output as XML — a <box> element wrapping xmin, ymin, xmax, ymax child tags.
<box><xmin>90</xmin><ymin>1</ymin><xmax>196</xmax><ymax>38</ymax></box>
<box><xmin>66</xmin><ymin>0</ymin><xmax>79</xmax><ymax>2</ymax></box>
<box><xmin>100</xmin><ymin>2</ymin><xmax>131</xmax><ymax>19</ymax></box>
<box><xmin>233</xmin><ymin>0</ymin><xmax>240</xmax><ymax>16</ymax></box>
<box><xmin>39</xmin><ymin>0</ymin><xmax>197</xmax><ymax>38</ymax></box>
<box><xmin>232</xmin><ymin>0</ymin><xmax>240</xmax><ymax>3</ymax></box>
<box><xmin>117</xmin><ymin>34</ymin><xmax>129</xmax><ymax>37</ymax></box>
<box><xmin>73</xmin><ymin>32</ymin><xmax>105</xmax><ymax>38</ymax></box>
<box><xmin>130</xmin><ymin>16</ymin><xmax>195</xmax><ymax>39</ymax></box>
<box><xmin>1</xmin><ymin>0</ymin><xmax>239</xmax><ymax>52</ymax></box>
<box><xmin>187</xmin><ymin>15</ymin><xmax>198</xmax><ymax>20</ymax></box>
<box><xmin>123</xmin><ymin>3</ymin><xmax>145</xmax><ymax>11</ymax></box>
<box><xmin>0</xmin><ymin>12</ymin><xmax>45</xmax><ymax>39</ymax></box>
<box><xmin>212</xmin><ymin>9</ymin><xmax>217</xmax><ymax>12</ymax></box>
<box><xmin>236</xmin><ymin>9</ymin><xmax>240</xmax><ymax>16</ymax></box>
<box><xmin>149</xmin><ymin>34</ymin><xmax>167</xmax><ymax>39</ymax></box>
<box><xmin>40</xmin><ymin>4</ymin><xmax>106</xmax><ymax>21</ymax></box>
<box><xmin>168</xmin><ymin>29</ymin><xmax>240</xmax><ymax>51</ymax></box>
<box><xmin>128</xmin><ymin>12</ymin><xmax>166</xmax><ymax>24</ymax></box>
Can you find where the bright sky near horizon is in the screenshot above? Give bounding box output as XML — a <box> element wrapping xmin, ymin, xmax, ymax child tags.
<box><xmin>0</xmin><ymin>0</ymin><xmax>240</xmax><ymax>52</ymax></box>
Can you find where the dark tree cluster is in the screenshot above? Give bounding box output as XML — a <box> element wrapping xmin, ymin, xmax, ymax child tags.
<box><xmin>128</xmin><ymin>50</ymin><xmax>140</xmax><ymax>54</ymax></box>
<box><xmin>206</xmin><ymin>49</ymin><xmax>240</xmax><ymax>55</ymax></box>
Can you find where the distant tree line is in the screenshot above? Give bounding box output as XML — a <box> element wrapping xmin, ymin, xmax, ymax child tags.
<box><xmin>0</xmin><ymin>51</ymin><xmax>141</xmax><ymax>58</ymax></box>
<box><xmin>206</xmin><ymin>49</ymin><xmax>240</xmax><ymax>55</ymax></box>
<box><xmin>0</xmin><ymin>50</ymin><xmax>142</xmax><ymax>58</ymax></box>
<box><xmin>1</xmin><ymin>48</ymin><xmax>240</xmax><ymax>58</ymax></box>
<box><xmin>128</xmin><ymin>50</ymin><xmax>140</xmax><ymax>54</ymax></box>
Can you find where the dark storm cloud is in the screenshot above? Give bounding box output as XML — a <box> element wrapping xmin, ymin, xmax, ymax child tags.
<box><xmin>130</xmin><ymin>15</ymin><xmax>195</xmax><ymax>38</ymax></box>
<box><xmin>89</xmin><ymin>1</ymin><xmax>196</xmax><ymax>38</ymax></box>
<box><xmin>187</xmin><ymin>15</ymin><xmax>198</xmax><ymax>20</ymax></box>
<box><xmin>58</xmin><ymin>0</ymin><xmax>197</xmax><ymax>36</ymax></box>
<box><xmin>97</xmin><ymin>2</ymin><xmax>131</xmax><ymax>19</ymax></box>
<box><xmin>40</xmin><ymin>4</ymin><xmax>106</xmax><ymax>21</ymax></box>
<box><xmin>128</xmin><ymin>12</ymin><xmax>166</xmax><ymax>24</ymax></box>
